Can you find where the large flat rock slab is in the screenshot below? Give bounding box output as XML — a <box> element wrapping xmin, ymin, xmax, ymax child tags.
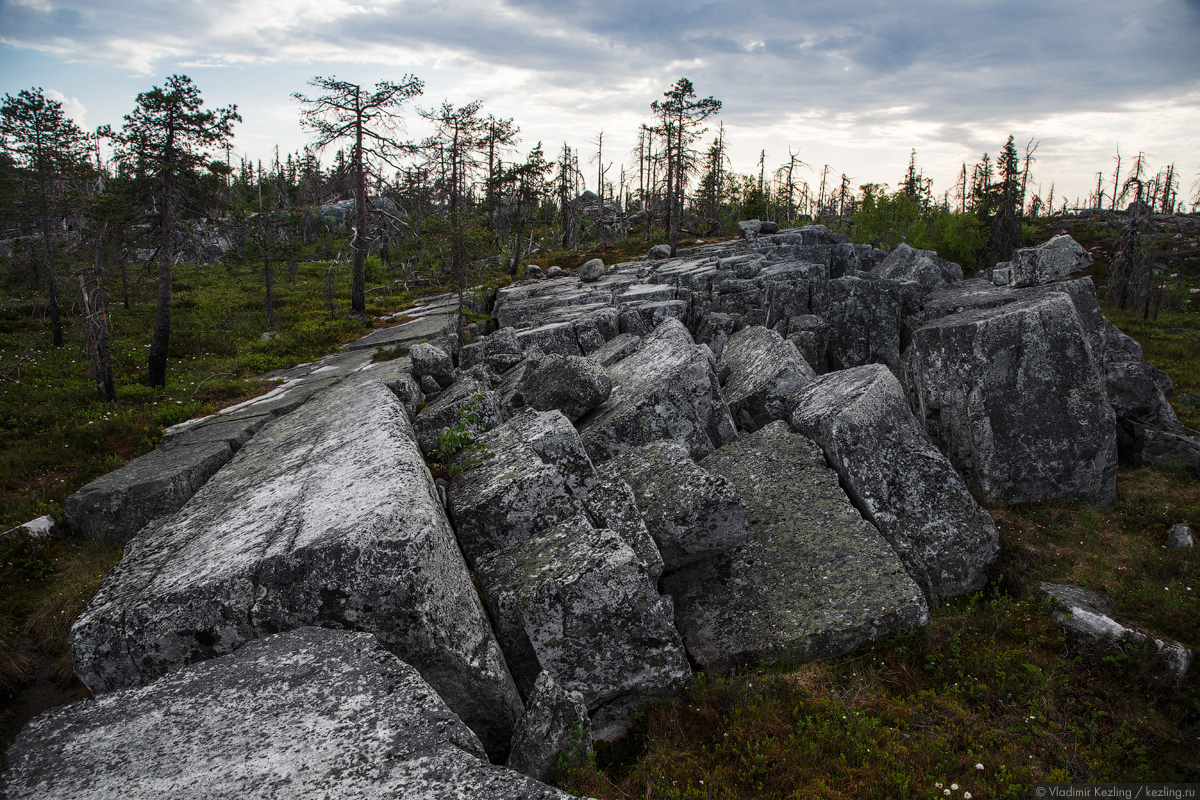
<box><xmin>789</xmin><ymin>364</ymin><xmax>999</xmax><ymax>598</ymax></box>
<box><xmin>902</xmin><ymin>291</ymin><xmax>1117</xmax><ymax>506</ymax></box>
<box><xmin>578</xmin><ymin>318</ymin><xmax>737</xmax><ymax>462</ymax></box>
<box><xmin>3</xmin><ymin>628</ymin><xmax>572</xmax><ymax>800</ymax></box>
<box><xmin>664</xmin><ymin>423</ymin><xmax>928</xmax><ymax>670</ymax></box>
<box><xmin>69</xmin><ymin>376</ymin><xmax>522</xmax><ymax>756</ymax></box>
<box><xmin>64</xmin><ymin>440</ymin><xmax>233</xmax><ymax>544</ymax></box>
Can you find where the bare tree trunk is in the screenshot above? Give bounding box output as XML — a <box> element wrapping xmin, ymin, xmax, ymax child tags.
<box><xmin>36</xmin><ymin>171</ymin><xmax>63</xmax><ymax>348</ymax></box>
<box><xmin>148</xmin><ymin>169</ymin><xmax>173</xmax><ymax>388</ymax></box>
<box><xmin>83</xmin><ymin>244</ymin><xmax>116</xmax><ymax>401</ymax></box>
<box><xmin>352</xmin><ymin>89</ymin><xmax>368</xmax><ymax>316</ymax></box>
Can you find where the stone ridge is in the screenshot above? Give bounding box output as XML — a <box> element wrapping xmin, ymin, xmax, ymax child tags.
<box><xmin>69</xmin><ymin>375</ymin><xmax>523</xmax><ymax>756</ymax></box>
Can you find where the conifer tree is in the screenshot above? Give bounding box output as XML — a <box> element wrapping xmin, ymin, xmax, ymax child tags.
<box><xmin>1</xmin><ymin>88</ymin><xmax>90</xmax><ymax>348</ymax></box>
<box><xmin>107</xmin><ymin>75</ymin><xmax>239</xmax><ymax>387</ymax></box>
<box><xmin>295</xmin><ymin>75</ymin><xmax>423</xmax><ymax>315</ymax></box>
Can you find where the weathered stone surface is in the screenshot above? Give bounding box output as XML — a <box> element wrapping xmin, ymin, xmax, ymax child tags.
<box><xmin>759</xmin><ymin>220</ymin><xmax>781</xmax><ymax>234</ymax></box>
<box><xmin>475</xmin><ymin>515</ymin><xmax>691</xmax><ymax>742</ymax></box>
<box><xmin>786</xmin><ymin>314</ymin><xmax>829</xmax><ymax>373</ymax></box>
<box><xmin>65</xmin><ymin>441</ymin><xmax>233</xmax><ymax>544</ymax></box>
<box><xmin>811</xmin><ymin>276</ymin><xmax>910</xmax><ymax>371</ymax></box>
<box><xmin>738</xmin><ymin>219</ymin><xmax>762</xmax><ymax>239</ymax></box>
<box><xmin>460</xmin><ymin>327</ymin><xmax>525</xmax><ymax>374</ymax></box>
<box><xmin>1106</xmin><ymin>359</ymin><xmax>1181</xmax><ymax>433</ymax></box>
<box><xmin>412</xmin><ymin>376</ymin><xmax>503</xmax><ymax>458</ymax></box>
<box><xmin>525</xmin><ymin>264</ymin><xmax>544</xmax><ymax>280</ymax></box>
<box><xmin>448</xmin><ymin>409</ymin><xmax>599</xmax><ymax>567</ymax></box>
<box><xmin>1168</xmin><ymin>523</ymin><xmax>1194</xmax><ymax>548</ymax></box>
<box><xmin>789</xmin><ymin>365</ymin><xmax>998</xmax><ymax>598</ymax></box>
<box><xmin>499</xmin><ymin>353</ymin><xmax>612</xmax><ymax>423</ymax></box>
<box><xmin>547</xmin><ymin>265</ymin><xmax>567</xmax><ymax>278</ymax></box>
<box><xmin>696</xmin><ymin>311</ymin><xmax>741</xmax><ymax>359</ymax></box>
<box><xmin>579</xmin><ymin>258</ymin><xmax>605</xmax><ymax>282</ymax></box>
<box><xmin>902</xmin><ymin>292</ymin><xmax>1117</xmax><ymax>506</ymax></box>
<box><xmin>598</xmin><ymin>440</ymin><xmax>747</xmax><ymax>573</ymax></box>
<box><xmin>69</xmin><ymin>379</ymin><xmax>522</xmax><ymax>756</ymax></box>
<box><xmin>572</xmin><ymin>308</ymin><xmax>620</xmax><ymax>354</ymax></box>
<box><xmin>516</xmin><ymin>321</ymin><xmax>583</xmax><ymax>357</ymax></box>
<box><xmin>871</xmin><ymin>243</ymin><xmax>963</xmax><ymax>292</ymax></box>
<box><xmin>581</xmin><ymin>479</ymin><xmax>665</xmax><ymax>583</ymax></box>
<box><xmin>159</xmin><ymin>412</ymin><xmax>269</xmax><ymax>453</ymax></box>
<box><xmin>648</xmin><ymin>244</ymin><xmax>672</xmax><ymax>260</ymax></box>
<box><xmin>579</xmin><ymin>318</ymin><xmax>737</xmax><ymax>462</ymax></box>
<box><xmin>997</xmin><ymin>234</ymin><xmax>1092</xmax><ymax>287</ymax></box>
<box><xmin>587</xmin><ymin>332</ymin><xmax>641</xmax><ymax>368</ymax></box>
<box><xmin>380</xmin><ymin>367</ymin><xmax>426</xmax><ymax>418</ymax></box>
<box><xmin>506</xmin><ymin>671</ymin><xmax>593</xmax><ymax>782</ymax></box>
<box><xmin>718</xmin><ymin>325</ymin><xmax>815</xmax><ymax>432</ymax></box>
<box><xmin>1040</xmin><ymin>583</ymin><xmax>1191</xmax><ymax>678</ymax></box>
<box><xmin>1126</xmin><ymin>422</ymin><xmax>1200</xmax><ymax>478</ymax></box>
<box><xmin>665</xmin><ymin>423</ymin><xmax>928</xmax><ymax>670</ymax></box>
<box><xmin>411</xmin><ymin>341</ymin><xmax>456</xmax><ymax>388</ymax></box>
<box><xmin>4</xmin><ymin>628</ymin><xmax>571</xmax><ymax>800</ymax></box>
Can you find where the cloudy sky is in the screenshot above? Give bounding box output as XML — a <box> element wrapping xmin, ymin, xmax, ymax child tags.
<box><xmin>2</xmin><ymin>0</ymin><xmax>1198</xmax><ymax>208</ymax></box>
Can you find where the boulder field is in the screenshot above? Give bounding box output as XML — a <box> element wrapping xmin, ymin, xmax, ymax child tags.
<box><xmin>9</xmin><ymin>227</ymin><xmax>1195</xmax><ymax>798</ymax></box>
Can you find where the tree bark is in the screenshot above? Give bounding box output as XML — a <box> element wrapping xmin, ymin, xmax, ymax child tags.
<box><xmin>352</xmin><ymin>87</ymin><xmax>368</xmax><ymax>316</ymax></box>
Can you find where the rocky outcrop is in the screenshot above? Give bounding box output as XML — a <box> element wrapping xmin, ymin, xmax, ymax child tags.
<box><xmin>579</xmin><ymin>318</ymin><xmax>737</xmax><ymax>462</ymax></box>
<box><xmin>64</xmin><ymin>441</ymin><xmax>233</xmax><ymax>544</ymax></box>
<box><xmin>69</xmin><ymin>377</ymin><xmax>523</xmax><ymax>756</ymax></box>
<box><xmin>665</xmin><ymin>422</ymin><xmax>929</xmax><ymax>669</ymax></box>
<box><xmin>412</xmin><ymin>374</ymin><xmax>504</xmax><ymax>457</ymax></box>
<box><xmin>992</xmin><ymin>234</ymin><xmax>1092</xmax><ymax>287</ymax></box>
<box><xmin>902</xmin><ymin>292</ymin><xmax>1117</xmax><ymax>506</ymax></box>
<box><xmin>789</xmin><ymin>365</ymin><xmax>999</xmax><ymax>599</ymax></box>
<box><xmin>871</xmin><ymin>243</ymin><xmax>962</xmax><ymax>292</ymax></box>
<box><xmin>1040</xmin><ymin>583</ymin><xmax>1191</xmax><ymax>678</ymax></box>
<box><xmin>4</xmin><ymin>628</ymin><xmax>571</xmax><ymax>799</ymax></box>
<box><xmin>497</xmin><ymin>352</ymin><xmax>612</xmax><ymax>423</ymax></box>
<box><xmin>506</xmin><ymin>671</ymin><xmax>593</xmax><ymax>782</ymax></box>
<box><xmin>581</xmin><ymin>478</ymin><xmax>666</xmax><ymax>583</ymax></box>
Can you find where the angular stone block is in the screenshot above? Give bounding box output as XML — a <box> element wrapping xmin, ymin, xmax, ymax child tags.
<box><xmin>579</xmin><ymin>318</ymin><xmax>737</xmax><ymax>463</ymax></box>
<box><xmin>718</xmin><ymin>325</ymin><xmax>815</xmax><ymax>432</ymax></box>
<box><xmin>448</xmin><ymin>408</ymin><xmax>599</xmax><ymax>566</ymax></box>
<box><xmin>475</xmin><ymin>515</ymin><xmax>691</xmax><ymax>742</ymax></box>
<box><xmin>65</xmin><ymin>441</ymin><xmax>233</xmax><ymax>544</ymax></box>
<box><xmin>789</xmin><ymin>364</ymin><xmax>999</xmax><ymax>598</ymax></box>
<box><xmin>665</xmin><ymin>423</ymin><xmax>929</xmax><ymax>669</ymax></box>
<box><xmin>5</xmin><ymin>628</ymin><xmax>570</xmax><ymax>799</ymax></box>
<box><xmin>902</xmin><ymin>292</ymin><xmax>1117</xmax><ymax>506</ymax></box>
<box><xmin>598</xmin><ymin>440</ymin><xmax>747</xmax><ymax>574</ymax></box>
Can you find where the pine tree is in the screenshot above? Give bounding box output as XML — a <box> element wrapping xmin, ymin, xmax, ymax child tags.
<box><xmin>106</xmin><ymin>75</ymin><xmax>240</xmax><ymax>387</ymax></box>
<box><xmin>295</xmin><ymin>75</ymin><xmax>423</xmax><ymax>315</ymax></box>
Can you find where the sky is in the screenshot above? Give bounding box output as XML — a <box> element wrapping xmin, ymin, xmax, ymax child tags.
<box><xmin>2</xmin><ymin>0</ymin><xmax>1198</xmax><ymax>209</ymax></box>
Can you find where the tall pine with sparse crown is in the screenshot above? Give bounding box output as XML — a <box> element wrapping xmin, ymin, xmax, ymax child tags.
<box><xmin>106</xmin><ymin>75</ymin><xmax>239</xmax><ymax>387</ymax></box>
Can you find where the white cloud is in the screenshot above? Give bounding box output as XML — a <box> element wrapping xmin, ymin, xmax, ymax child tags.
<box><xmin>44</xmin><ymin>87</ymin><xmax>87</xmax><ymax>126</ymax></box>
